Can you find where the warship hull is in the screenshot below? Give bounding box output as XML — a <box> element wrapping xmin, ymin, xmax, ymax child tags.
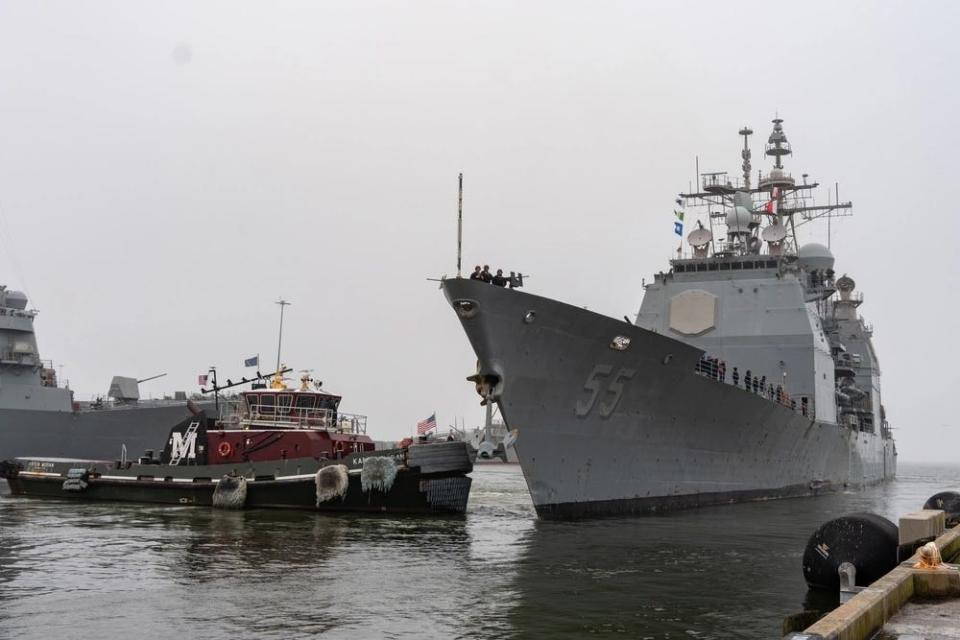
<box><xmin>0</xmin><ymin>403</ymin><xmax>213</xmax><ymax>462</ymax></box>
<box><xmin>443</xmin><ymin>279</ymin><xmax>896</xmax><ymax>519</ymax></box>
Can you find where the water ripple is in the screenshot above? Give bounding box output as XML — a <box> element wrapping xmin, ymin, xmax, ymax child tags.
<box><xmin>0</xmin><ymin>463</ymin><xmax>957</xmax><ymax>638</ymax></box>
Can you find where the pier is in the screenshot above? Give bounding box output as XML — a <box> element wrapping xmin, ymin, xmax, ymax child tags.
<box><xmin>788</xmin><ymin>511</ymin><xmax>960</xmax><ymax>639</ymax></box>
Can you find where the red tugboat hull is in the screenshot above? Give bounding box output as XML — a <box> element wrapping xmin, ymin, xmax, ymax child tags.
<box><xmin>1</xmin><ymin>442</ymin><xmax>473</xmax><ymax>515</ymax></box>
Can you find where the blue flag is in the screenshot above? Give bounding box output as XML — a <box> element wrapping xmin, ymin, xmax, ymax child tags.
<box><xmin>674</xmin><ymin>221</ymin><xmax>683</xmax><ymax>236</ymax></box>
<box><xmin>244</xmin><ymin>355</ymin><xmax>259</xmax><ymax>367</ymax></box>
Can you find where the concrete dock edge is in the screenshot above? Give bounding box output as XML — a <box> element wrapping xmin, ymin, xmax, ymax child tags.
<box><xmin>798</xmin><ymin>525</ymin><xmax>960</xmax><ymax>640</ymax></box>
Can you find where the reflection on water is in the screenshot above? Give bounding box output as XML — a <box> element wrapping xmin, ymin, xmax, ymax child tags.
<box><xmin>0</xmin><ymin>463</ymin><xmax>957</xmax><ymax>639</ymax></box>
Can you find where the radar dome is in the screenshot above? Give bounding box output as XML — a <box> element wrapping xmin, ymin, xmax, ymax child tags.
<box><xmin>732</xmin><ymin>191</ymin><xmax>754</xmax><ymax>210</ymax></box>
<box><xmin>5</xmin><ymin>290</ymin><xmax>28</xmax><ymax>310</ymax></box>
<box><xmin>797</xmin><ymin>242</ymin><xmax>835</xmax><ymax>271</ymax></box>
<box><xmin>726</xmin><ymin>206</ymin><xmax>752</xmax><ymax>233</ymax></box>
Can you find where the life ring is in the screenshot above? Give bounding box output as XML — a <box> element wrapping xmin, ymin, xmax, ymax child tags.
<box><xmin>218</xmin><ymin>441</ymin><xmax>232</xmax><ymax>458</ymax></box>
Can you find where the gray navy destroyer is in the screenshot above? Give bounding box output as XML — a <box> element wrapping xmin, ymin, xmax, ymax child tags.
<box><xmin>443</xmin><ymin>119</ymin><xmax>896</xmax><ymax>519</ymax></box>
<box><xmin>0</xmin><ymin>285</ymin><xmax>209</xmax><ymax>461</ymax></box>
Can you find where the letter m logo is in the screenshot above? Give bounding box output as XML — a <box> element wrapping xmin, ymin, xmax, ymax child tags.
<box><xmin>169</xmin><ymin>427</ymin><xmax>198</xmax><ymax>464</ymax></box>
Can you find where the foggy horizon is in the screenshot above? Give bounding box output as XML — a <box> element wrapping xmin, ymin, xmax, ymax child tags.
<box><xmin>1</xmin><ymin>1</ymin><xmax>956</xmax><ymax>462</ymax></box>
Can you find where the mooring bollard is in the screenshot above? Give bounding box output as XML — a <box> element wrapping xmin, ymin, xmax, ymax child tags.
<box><xmin>838</xmin><ymin>562</ymin><xmax>865</xmax><ymax>603</ymax></box>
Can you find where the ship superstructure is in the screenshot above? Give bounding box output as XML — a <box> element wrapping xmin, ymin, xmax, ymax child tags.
<box><xmin>442</xmin><ymin>118</ymin><xmax>895</xmax><ymax>518</ymax></box>
<box><xmin>0</xmin><ymin>285</ymin><xmax>212</xmax><ymax>461</ymax></box>
<box><xmin>638</xmin><ymin>119</ymin><xmax>886</xmax><ymax>441</ymax></box>
<box><xmin>0</xmin><ymin>285</ymin><xmax>71</xmax><ymax>411</ymax></box>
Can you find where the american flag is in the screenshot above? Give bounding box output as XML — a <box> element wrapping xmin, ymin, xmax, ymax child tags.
<box><xmin>417</xmin><ymin>413</ymin><xmax>437</xmax><ymax>434</ymax></box>
<box><xmin>198</xmin><ymin>374</ymin><xmax>208</xmax><ymax>387</ymax></box>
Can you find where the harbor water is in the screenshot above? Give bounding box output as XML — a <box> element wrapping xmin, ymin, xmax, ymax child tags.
<box><xmin>1</xmin><ymin>462</ymin><xmax>958</xmax><ymax>639</ymax></box>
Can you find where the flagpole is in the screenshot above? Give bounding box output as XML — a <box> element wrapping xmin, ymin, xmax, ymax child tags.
<box><xmin>209</xmin><ymin>366</ymin><xmax>219</xmax><ymax>414</ymax></box>
<box><xmin>275</xmin><ymin>299</ymin><xmax>291</xmax><ymax>373</ymax></box>
<box><xmin>456</xmin><ymin>173</ymin><xmax>463</xmax><ymax>278</ymax></box>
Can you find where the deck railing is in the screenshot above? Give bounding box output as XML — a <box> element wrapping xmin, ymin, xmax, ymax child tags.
<box><xmin>695</xmin><ymin>356</ymin><xmax>813</xmax><ymax>419</ymax></box>
<box><xmin>219</xmin><ymin>399</ymin><xmax>367</xmax><ymax>434</ymax></box>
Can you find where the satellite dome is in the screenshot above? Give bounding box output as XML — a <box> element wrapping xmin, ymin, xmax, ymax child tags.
<box><xmin>687</xmin><ymin>227</ymin><xmax>713</xmax><ymax>248</ymax></box>
<box><xmin>835</xmin><ymin>275</ymin><xmax>856</xmax><ymax>292</ymax></box>
<box><xmin>797</xmin><ymin>242</ymin><xmax>835</xmax><ymax>271</ymax></box>
<box><xmin>726</xmin><ymin>206</ymin><xmax>752</xmax><ymax>233</ymax></box>
<box><xmin>4</xmin><ymin>290</ymin><xmax>28</xmax><ymax>310</ymax></box>
<box><xmin>732</xmin><ymin>191</ymin><xmax>754</xmax><ymax>210</ymax></box>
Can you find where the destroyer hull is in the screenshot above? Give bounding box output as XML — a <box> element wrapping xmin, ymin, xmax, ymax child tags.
<box><xmin>0</xmin><ymin>403</ymin><xmax>213</xmax><ymax>461</ymax></box>
<box><xmin>443</xmin><ymin>279</ymin><xmax>896</xmax><ymax>519</ymax></box>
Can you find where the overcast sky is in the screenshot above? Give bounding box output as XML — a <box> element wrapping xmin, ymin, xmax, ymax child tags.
<box><xmin>0</xmin><ymin>1</ymin><xmax>955</xmax><ymax>461</ymax></box>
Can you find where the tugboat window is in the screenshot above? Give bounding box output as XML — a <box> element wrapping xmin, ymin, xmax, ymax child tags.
<box><xmin>278</xmin><ymin>394</ymin><xmax>293</xmax><ymax>415</ymax></box>
<box><xmin>296</xmin><ymin>395</ymin><xmax>316</xmax><ymax>409</ymax></box>
<box><xmin>259</xmin><ymin>394</ymin><xmax>275</xmax><ymax>415</ymax></box>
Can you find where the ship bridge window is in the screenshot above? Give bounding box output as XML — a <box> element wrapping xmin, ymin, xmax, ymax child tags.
<box><xmin>277</xmin><ymin>394</ymin><xmax>293</xmax><ymax>415</ymax></box>
<box><xmin>708</xmin><ymin>262</ymin><xmax>718</xmax><ymax>271</ymax></box>
<box><xmin>258</xmin><ymin>394</ymin><xmax>276</xmax><ymax>415</ymax></box>
<box><xmin>719</xmin><ymin>262</ymin><xmax>730</xmax><ymax>271</ymax></box>
<box><xmin>696</xmin><ymin>263</ymin><xmax>707</xmax><ymax>272</ymax></box>
<box><xmin>296</xmin><ymin>395</ymin><xmax>317</xmax><ymax>409</ymax></box>
<box><xmin>732</xmin><ymin>262</ymin><xmax>743</xmax><ymax>270</ymax></box>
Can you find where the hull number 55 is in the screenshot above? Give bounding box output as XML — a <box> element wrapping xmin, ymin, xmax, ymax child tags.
<box><xmin>575</xmin><ymin>365</ymin><xmax>637</xmax><ymax>418</ymax></box>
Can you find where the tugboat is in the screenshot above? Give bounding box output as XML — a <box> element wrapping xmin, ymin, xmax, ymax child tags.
<box><xmin>0</xmin><ymin>370</ymin><xmax>474</xmax><ymax>514</ymax></box>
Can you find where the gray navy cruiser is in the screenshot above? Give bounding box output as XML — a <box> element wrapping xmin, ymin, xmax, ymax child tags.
<box><xmin>443</xmin><ymin>119</ymin><xmax>896</xmax><ymax>519</ymax></box>
<box><xmin>0</xmin><ymin>285</ymin><xmax>208</xmax><ymax>461</ymax></box>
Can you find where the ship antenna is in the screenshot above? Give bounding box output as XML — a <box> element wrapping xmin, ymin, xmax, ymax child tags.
<box><xmin>766</xmin><ymin>117</ymin><xmax>792</xmax><ymax>170</ymax></box>
<box><xmin>275</xmin><ymin>298</ymin><xmax>291</xmax><ymax>373</ymax></box>
<box><xmin>830</xmin><ymin>182</ymin><xmax>839</xmax><ymax>250</ymax></box>
<box><xmin>456</xmin><ymin>172</ymin><xmax>463</xmax><ymax>278</ymax></box>
<box><xmin>739</xmin><ymin>126</ymin><xmax>753</xmax><ymax>189</ymax></box>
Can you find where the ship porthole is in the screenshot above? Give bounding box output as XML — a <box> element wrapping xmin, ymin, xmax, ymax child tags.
<box><xmin>610</xmin><ymin>335</ymin><xmax>631</xmax><ymax>351</ymax></box>
<box><xmin>523</xmin><ymin>310</ymin><xmax>536</xmax><ymax>324</ymax></box>
<box><xmin>662</xmin><ymin>354</ymin><xmax>673</xmax><ymax>364</ymax></box>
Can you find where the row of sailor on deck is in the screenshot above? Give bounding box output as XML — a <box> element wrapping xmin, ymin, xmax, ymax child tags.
<box><xmin>470</xmin><ymin>265</ymin><xmax>512</xmax><ymax>287</ymax></box>
<box><xmin>696</xmin><ymin>355</ymin><xmax>811</xmax><ymax>417</ymax></box>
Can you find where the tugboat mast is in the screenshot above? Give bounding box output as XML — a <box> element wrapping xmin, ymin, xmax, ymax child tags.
<box><xmin>275</xmin><ymin>298</ymin><xmax>291</xmax><ymax>373</ymax></box>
